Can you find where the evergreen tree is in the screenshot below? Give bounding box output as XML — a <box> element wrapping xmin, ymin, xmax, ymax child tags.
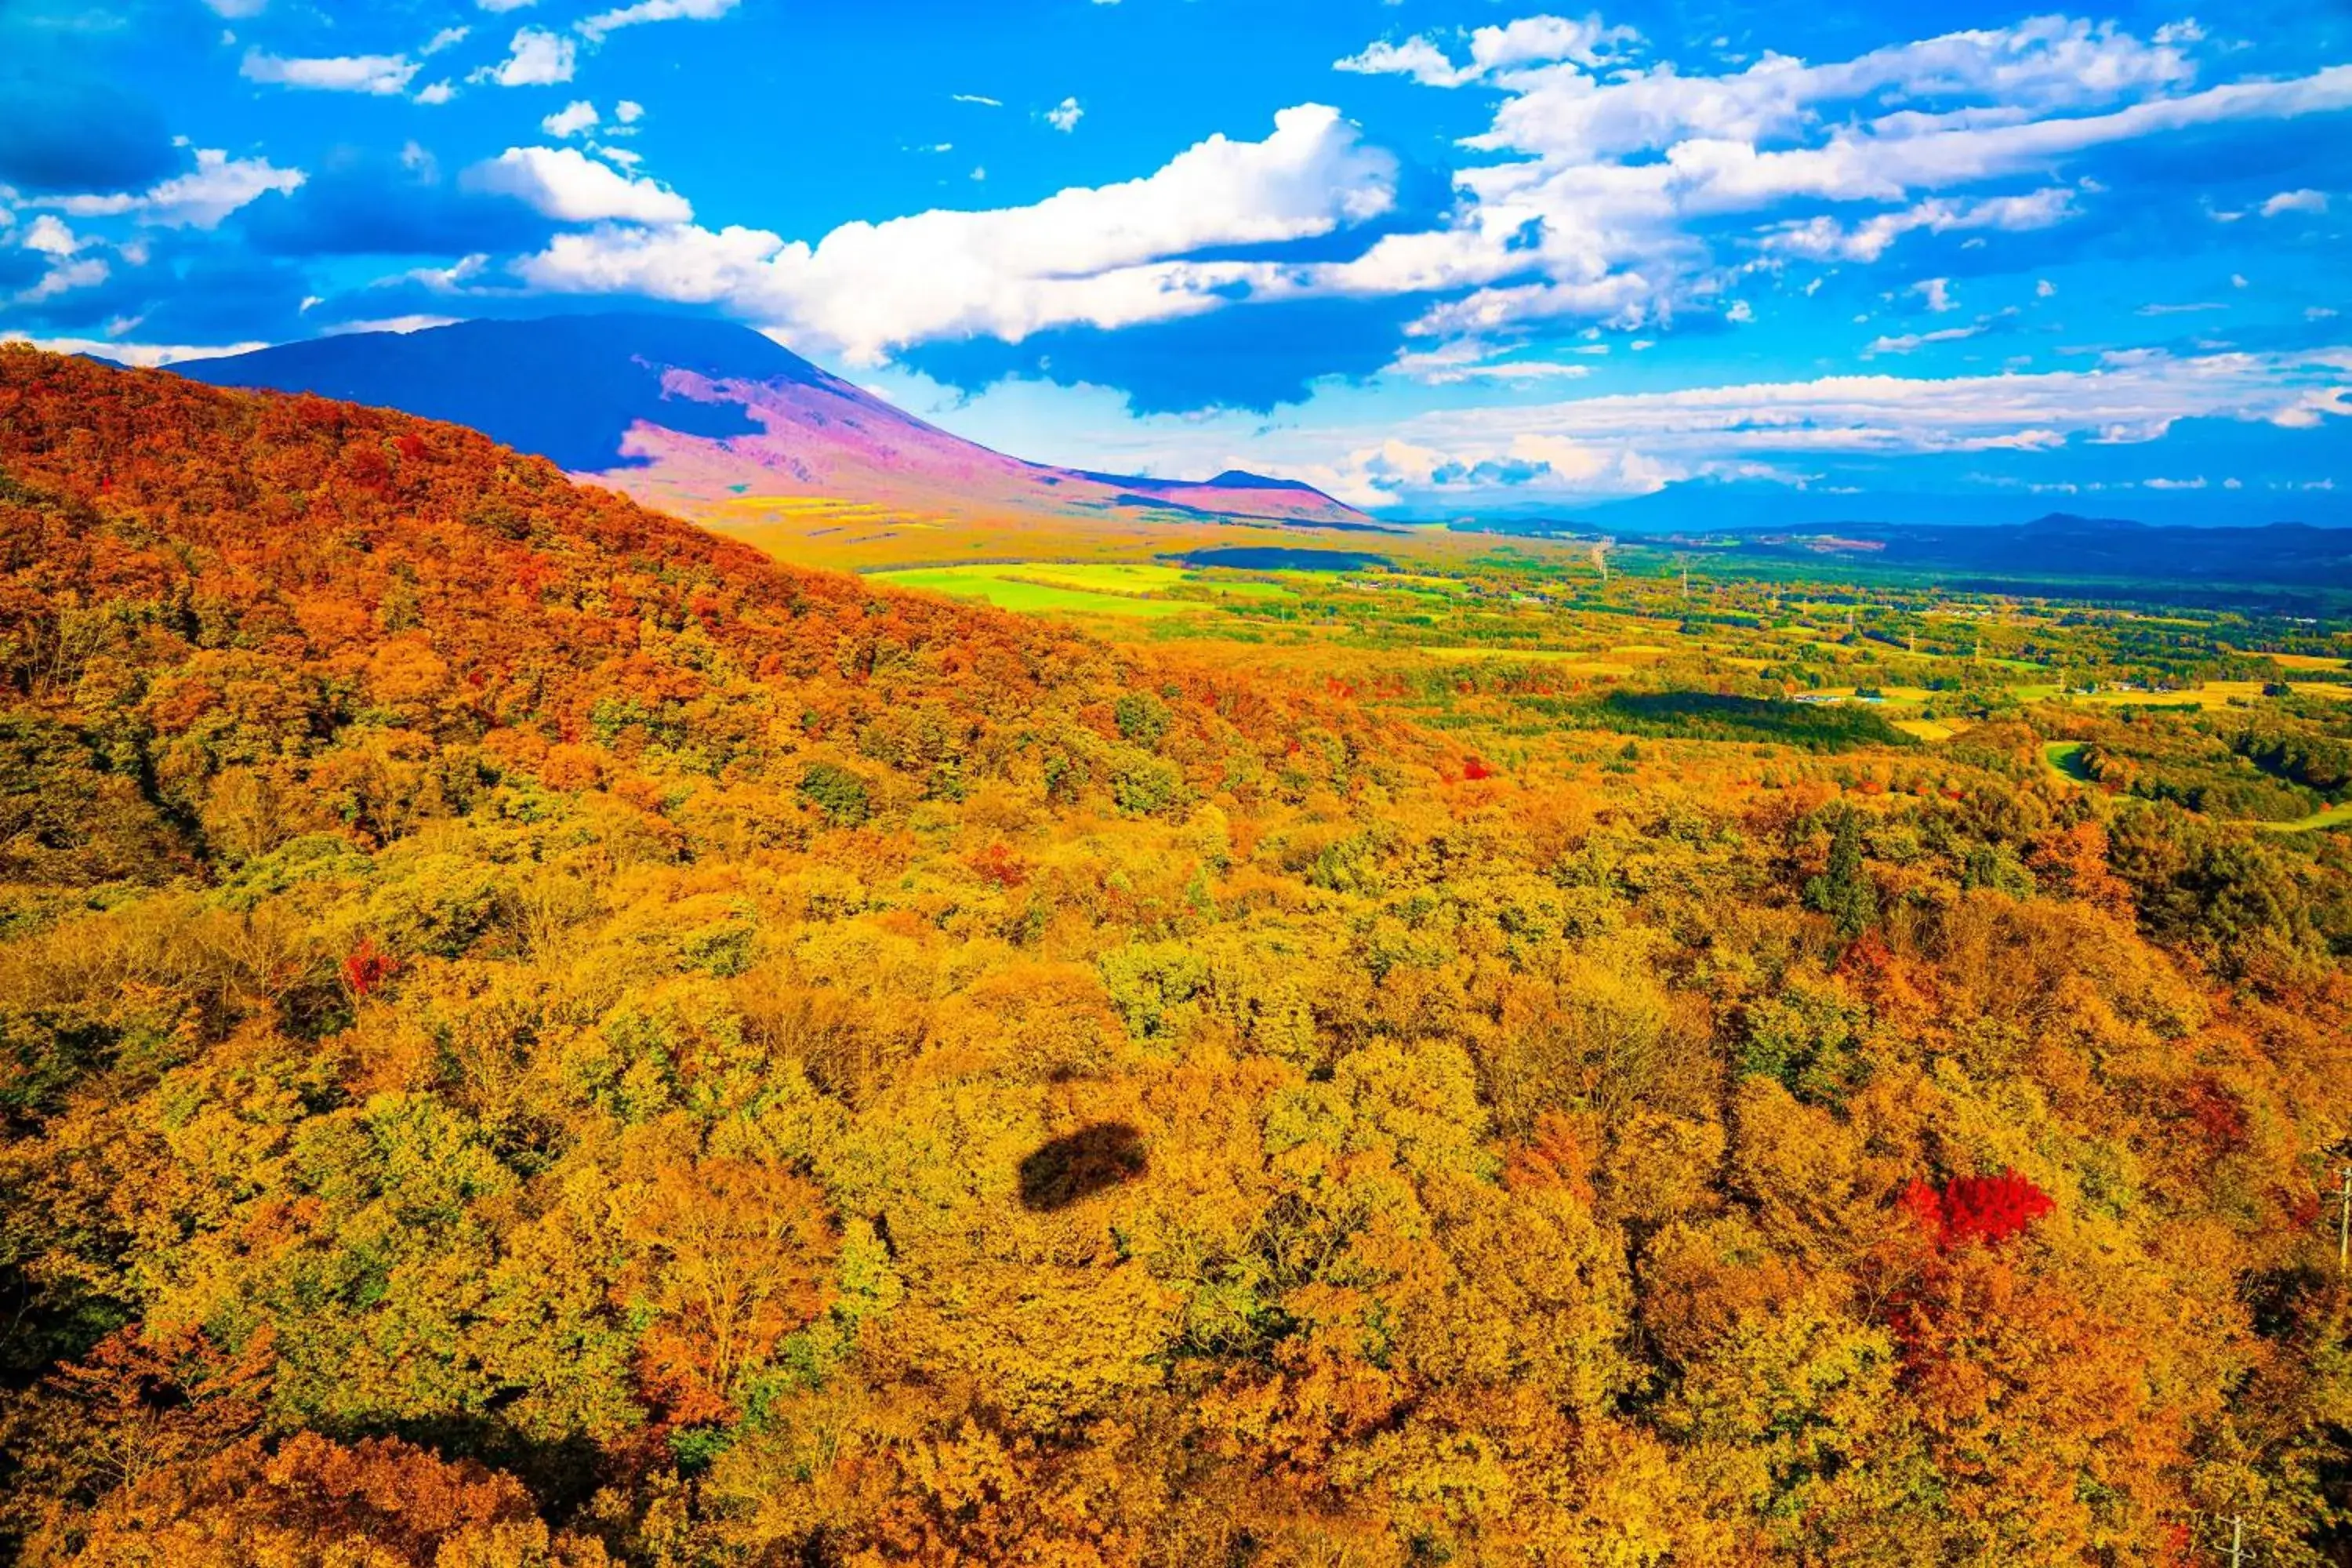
<box><xmin>1806</xmin><ymin>808</ymin><xmax>1879</xmax><ymax>937</ymax></box>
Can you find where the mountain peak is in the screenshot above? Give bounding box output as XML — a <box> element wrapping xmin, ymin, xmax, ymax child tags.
<box><xmin>173</xmin><ymin>314</ymin><xmax>840</xmax><ymax>473</ymax></box>
<box><xmin>166</xmin><ymin>315</ymin><xmax>1371</xmax><ymax>533</ymax></box>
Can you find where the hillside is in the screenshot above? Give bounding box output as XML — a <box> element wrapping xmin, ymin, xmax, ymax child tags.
<box><xmin>172</xmin><ymin>315</ymin><xmax>1374</xmax><ymax>532</ymax></box>
<box><xmin>2</xmin><ymin>345</ymin><xmax>2350</xmax><ymax>1566</ymax></box>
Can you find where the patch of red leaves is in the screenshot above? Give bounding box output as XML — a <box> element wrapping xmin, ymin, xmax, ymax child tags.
<box><xmin>1898</xmin><ymin>1168</ymin><xmax>2055</xmax><ymax>1251</ymax></box>
<box><xmin>2180</xmin><ymin>1073</ymin><xmax>2249</xmax><ymax>1154</ymax></box>
<box><xmin>343</xmin><ymin>938</ymin><xmax>401</xmax><ymax>998</ymax></box>
<box><xmin>968</xmin><ymin>841</ymin><xmax>1028</xmax><ymax>890</ymax></box>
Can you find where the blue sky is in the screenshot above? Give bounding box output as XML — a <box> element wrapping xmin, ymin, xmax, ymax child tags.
<box><xmin>2</xmin><ymin>0</ymin><xmax>2347</xmax><ymax>517</ymax></box>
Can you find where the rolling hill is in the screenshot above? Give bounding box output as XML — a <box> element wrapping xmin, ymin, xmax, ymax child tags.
<box><xmin>170</xmin><ymin>314</ymin><xmax>1373</xmax><ymax>532</ymax></box>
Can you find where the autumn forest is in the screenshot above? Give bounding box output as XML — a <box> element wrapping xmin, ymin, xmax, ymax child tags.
<box><xmin>1</xmin><ymin>345</ymin><xmax>2349</xmax><ymax>1567</ymax></box>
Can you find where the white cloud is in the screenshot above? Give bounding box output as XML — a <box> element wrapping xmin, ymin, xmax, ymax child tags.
<box><xmin>516</xmin><ymin>103</ymin><xmax>1399</xmax><ymax>363</ymax></box>
<box><xmin>16</xmin><ymin>257</ymin><xmax>108</xmax><ymax>305</ymax></box>
<box><xmin>422</xmin><ymin>27</ymin><xmax>469</xmax><ymax>54</ymax></box>
<box><xmin>1308</xmin><ymin>16</ymin><xmax>2352</xmax><ymax>345</ymax></box>
<box><xmin>38</xmin><ymin>149</ymin><xmax>304</xmax><ymax>230</ymax></box>
<box><xmin>2</xmin><ymin>332</ymin><xmax>271</xmax><ymax>368</ymax></box>
<box><xmin>479</xmin><ymin>0</ymin><xmax>536</xmax><ymax>10</ymax></box>
<box><xmin>146</xmin><ymin>149</ymin><xmax>307</xmax><ymax>228</ymax></box>
<box><xmin>543</xmin><ymin>100</ymin><xmax>601</xmax><ymax>137</ymax></box>
<box><xmin>202</xmin><ymin>0</ymin><xmax>266</xmax><ymax>15</ymax></box>
<box><xmin>1336</xmin><ymin>37</ymin><xmax>1484</xmax><ymax>89</ymax></box>
<box><xmin>1915</xmin><ymin>277</ymin><xmax>1955</xmax><ymax>312</ymax></box>
<box><xmin>478</xmin><ymin>27</ymin><xmax>574</xmax><ymax>87</ymax></box>
<box><xmin>953</xmin><ymin>93</ymin><xmax>1003</xmax><ymax>107</ymax></box>
<box><xmin>465</xmin><ymin>147</ymin><xmax>693</xmax><ymax>223</ymax></box>
<box><xmin>577</xmin><ymin>0</ymin><xmax>739</xmax><ymax>40</ymax></box>
<box><xmin>21</xmin><ymin>215</ymin><xmax>81</xmax><ymax>256</ymax></box>
<box><xmin>1759</xmin><ymin>187</ymin><xmax>2077</xmax><ymax>263</ymax></box>
<box><xmin>615</xmin><ymin>100</ymin><xmax>645</xmax><ymax>124</ymax></box>
<box><xmin>1865</xmin><ymin>323</ymin><xmax>1984</xmax><ymax>355</ymax></box>
<box><xmin>241</xmin><ymin>49</ymin><xmax>419</xmax><ymax>95</ymax></box>
<box><xmin>2036</xmin><ymin>278</ymin><xmax>2057</xmax><ymax>297</ymax></box>
<box><xmin>1385</xmin><ymin>337</ymin><xmax>1599</xmax><ymax>383</ymax></box>
<box><xmin>2261</xmin><ymin>188</ymin><xmax>2328</xmax><ymax>216</ymax></box>
<box><xmin>321</xmin><ymin>315</ymin><xmax>463</xmax><ymax>336</ymax></box>
<box><xmin>383</xmin><ymin>253</ymin><xmax>492</xmax><ymax>292</ymax></box>
<box><xmin>1047</xmin><ymin>96</ymin><xmax>1083</xmax><ymax>133</ymax></box>
<box><xmin>416</xmin><ymin>81</ymin><xmax>457</xmax><ymax>105</ymax></box>
<box><xmin>1305</xmin><ymin>347</ymin><xmax>2352</xmax><ymax>502</ymax></box>
<box><xmin>1336</xmin><ymin>14</ymin><xmax>1637</xmax><ymax>88</ymax></box>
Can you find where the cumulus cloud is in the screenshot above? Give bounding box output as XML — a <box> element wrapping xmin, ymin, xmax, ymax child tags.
<box><xmin>478</xmin><ymin>28</ymin><xmax>574</xmax><ymax>87</ymax></box>
<box><xmin>20</xmin><ymin>215</ymin><xmax>82</xmax><ymax>256</ymax></box>
<box><xmin>543</xmin><ymin>100</ymin><xmax>601</xmax><ymax>137</ymax></box>
<box><xmin>514</xmin><ymin>103</ymin><xmax>1399</xmax><ymax>363</ymax></box>
<box><xmin>1047</xmin><ymin>97</ymin><xmax>1083</xmax><ymax>133</ymax></box>
<box><xmin>1311</xmin><ymin>13</ymin><xmax>2352</xmax><ymax>345</ymax></box>
<box><xmin>241</xmin><ymin>50</ymin><xmax>420</xmax><ymax>96</ymax></box>
<box><xmin>464</xmin><ymin>147</ymin><xmax>693</xmax><ymax>223</ymax></box>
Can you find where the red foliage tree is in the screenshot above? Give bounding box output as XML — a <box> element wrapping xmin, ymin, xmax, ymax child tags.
<box><xmin>342</xmin><ymin>938</ymin><xmax>401</xmax><ymax>998</ymax></box>
<box><xmin>1897</xmin><ymin>1169</ymin><xmax>2055</xmax><ymax>1251</ymax></box>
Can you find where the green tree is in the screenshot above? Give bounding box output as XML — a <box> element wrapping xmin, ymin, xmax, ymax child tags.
<box><xmin>1805</xmin><ymin>808</ymin><xmax>1878</xmax><ymax>937</ymax></box>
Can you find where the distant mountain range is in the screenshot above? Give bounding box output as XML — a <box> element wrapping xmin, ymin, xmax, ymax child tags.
<box><xmin>171</xmin><ymin>314</ymin><xmax>1373</xmax><ymax>530</ymax></box>
<box><xmin>1729</xmin><ymin>512</ymin><xmax>2352</xmax><ymax>586</ymax></box>
<box><xmin>1469</xmin><ymin>508</ymin><xmax>2352</xmax><ymax>590</ymax></box>
<box><xmin>1512</xmin><ymin>476</ymin><xmax>2352</xmax><ymax>535</ymax></box>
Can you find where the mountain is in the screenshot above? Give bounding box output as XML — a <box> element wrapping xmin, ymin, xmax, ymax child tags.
<box><xmin>170</xmin><ymin>314</ymin><xmax>1373</xmax><ymax>530</ymax></box>
<box><xmin>1697</xmin><ymin>512</ymin><xmax>2352</xmax><ymax>589</ymax></box>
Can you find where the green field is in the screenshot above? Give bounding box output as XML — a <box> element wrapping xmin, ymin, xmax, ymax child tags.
<box><xmin>869</xmin><ymin>561</ymin><xmax>1297</xmax><ymax>618</ymax></box>
<box><xmin>2042</xmin><ymin>740</ymin><xmax>2095</xmax><ymax>786</ymax></box>
<box><xmin>871</xmin><ymin>567</ymin><xmax>1199</xmax><ymax>618</ymax></box>
<box><xmin>2256</xmin><ymin>800</ymin><xmax>2352</xmax><ymax>833</ymax></box>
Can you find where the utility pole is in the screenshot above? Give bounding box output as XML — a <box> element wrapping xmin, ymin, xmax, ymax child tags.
<box><xmin>2227</xmin><ymin>1513</ymin><xmax>2244</xmax><ymax>1568</ymax></box>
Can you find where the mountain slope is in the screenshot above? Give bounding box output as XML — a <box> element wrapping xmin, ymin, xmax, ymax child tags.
<box><xmin>1</xmin><ymin>343</ymin><xmax>2347</xmax><ymax>1565</ymax></box>
<box><xmin>172</xmin><ymin>314</ymin><xmax>1373</xmax><ymax>530</ymax></box>
<box><xmin>0</xmin><ymin>341</ymin><xmax>1356</xmax><ymax>877</ymax></box>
